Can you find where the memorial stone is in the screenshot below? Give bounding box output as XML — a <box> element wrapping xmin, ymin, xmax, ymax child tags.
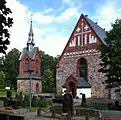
<box><xmin>63</xmin><ymin>93</ymin><xmax>73</xmax><ymax>116</ymax></box>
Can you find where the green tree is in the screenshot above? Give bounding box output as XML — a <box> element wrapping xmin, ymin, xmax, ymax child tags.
<box><xmin>0</xmin><ymin>71</ymin><xmax>5</xmax><ymax>88</ymax></box>
<box><xmin>0</xmin><ymin>56</ymin><xmax>5</xmax><ymax>71</ymax></box>
<box><xmin>40</xmin><ymin>50</ymin><xmax>58</xmax><ymax>88</ymax></box>
<box><xmin>43</xmin><ymin>69</ymin><xmax>54</xmax><ymax>88</ymax></box>
<box><xmin>0</xmin><ymin>0</ymin><xmax>13</xmax><ymax>54</ymax></box>
<box><xmin>4</xmin><ymin>48</ymin><xmax>20</xmax><ymax>89</ymax></box>
<box><xmin>98</xmin><ymin>19</ymin><xmax>121</xmax><ymax>89</ymax></box>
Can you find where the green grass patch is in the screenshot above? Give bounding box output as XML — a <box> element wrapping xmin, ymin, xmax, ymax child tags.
<box><xmin>0</xmin><ymin>89</ymin><xmax>17</xmax><ymax>97</ymax></box>
<box><xmin>29</xmin><ymin>107</ymin><xmax>37</xmax><ymax>112</ymax></box>
<box><xmin>0</xmin><ymin>100</ymin><xmax>4</xmax><ymax>106</ymax></box>
<box><xmin>0</xmin><ymin>91</ymin><xmax>6</xmax><ymax>97</ymax></box>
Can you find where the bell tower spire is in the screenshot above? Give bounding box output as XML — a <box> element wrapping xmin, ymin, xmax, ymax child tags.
<box><xmin>27</xmin><ymin>18</ymin><xmax>35</xmax><ymax>52</ymax></box>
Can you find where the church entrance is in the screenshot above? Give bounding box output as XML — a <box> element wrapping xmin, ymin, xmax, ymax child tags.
<box><xmin>69</xmin><ymin>82</ymin><xmax>76</xmax><ymax>98</ymax></box>
<box><xmin>36</xmin><ymin>83</ymin><xmax>39</xmax><ymax>92</ymax></box>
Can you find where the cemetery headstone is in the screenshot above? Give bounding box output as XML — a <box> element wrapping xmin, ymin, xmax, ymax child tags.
<box><xmin>24</xmin><ymin>95</ymin><xmax>28</xmax><ymax>107</ymax></box>
<box><xmin>15</xmin><ymin>93</ymin><xmax>18</xmax><ymax>99</ymax></box>
<box><xmin>33</xmin><ymin>95</ymin><xmax>37</xmax><ymax>101</ymax></box>
<box><xmin>81</xmin><ymin>93</ymin><xmax>86</xmax><ymax>106</ymax></box>
<box><xmin>63</xmin><ymin>93</ymin><xmax>73</xmax><ymax>116</ymax></box>
<box><xmin>19</xmin><ymin>92</ymin><xmax>23</xmax><ymax>99</ymax></box>
<box><xmin>7</xmin><ymin>90</ymin><xmax>12</xmax><ymax>98</ymax></box>
<box><xmin>39</xmin><ymin>95</ymin><xmax>45</xmax><ymax>103</ymax></box>
<box><xmin>114</xmin><ymin>100</ymin><xmax>121</xmax><ymax>110</ymax></box>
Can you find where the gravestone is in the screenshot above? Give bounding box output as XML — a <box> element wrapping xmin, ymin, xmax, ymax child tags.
<box><xmin>81</xmin><ymin>93</ymin><xmax>86</xmax><ymax>106</ymax></box>
<box><xmin>23</xmin><ymin>95</ymin><xmax>28</xmax><ymax>107</ymax></box>
<box><xmin>7</xmin><ymin>90</ymin><xmax>12</xmax><ymax>98</ymax></box>
<box><xmin>19</xmin><ymin>92</ymin><xmax>23</xmax><ymax>99</ymax></box>
<box><xmin>63</xmin><ymin>93</ymin><xmax>73</xmax><ymax>116</ymax></box>
<box><xmin>39</xmin><ymin>95</ymin><xmax>45</xmax><ymax>103</ymax></box>
<box><xmin>15</xmin><ymin>93</ymin><xmax>18</xmax><ymax>99</ymax></box>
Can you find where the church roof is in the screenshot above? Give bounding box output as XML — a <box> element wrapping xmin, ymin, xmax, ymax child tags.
<box><xmin>63</xmin><ymin>74</ymin><xmax>91</xmax><ymax>88</ymax></box>
<box><xmin>19</xmin><ymin>47</ymin><xmax>39</xmax><ymax>60</ymax></box>
<box><xmin>75</xmin><ymin>77</ymin><xmax>91</xmax><ymax>88</ymax></box>
<box><xmin>85</xmin><ymin>16</ymin><xmax>106</xmax><ymax>44</ymax></box>
<box><xmin>17</xmin><ymin>74</ymin><xmax>41</xmax><ymax>80</ymax></box>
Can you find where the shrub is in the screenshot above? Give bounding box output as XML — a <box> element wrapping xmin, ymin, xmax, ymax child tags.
<box><xmin>32</xmin><ymin>98</ymin><xmax>52</xmax><ymax>108</ymax></box>
<box><xmin>42</xmin><ymin>87</ymin><xmax>56</xmax><ymax>93</ymax></box>
<box><xmin>33</xmin><ymin>99</ymin><xmax>40</xmax><ymax>107</ymax></box>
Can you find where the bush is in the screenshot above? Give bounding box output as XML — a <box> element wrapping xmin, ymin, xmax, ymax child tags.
<box><xmin>0</xmin><ymin>100</ymin><xmax>4</xmax><ymax>106</ymax></box>
<box><xmin>32</xmin><ymin>98</ymin><xmax>52</xmax><ymax>108</ymax></box>
<box><xmin>43</xmin><ymin>98</ymin><xmax>52</xmax><ymax>106</ymax></box>
<box><xmin>42</xmin><ymin>87</ymin><xmax>56</xmax><ymax>93</ymax></box>
<box><xmin>32</xmin><ymin>99</ymin><xmax>40</xmax><ymax>107</ymax></box>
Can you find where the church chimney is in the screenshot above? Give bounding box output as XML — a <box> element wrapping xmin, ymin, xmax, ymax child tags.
<box><xmin>27</xmin><ymin>20</ymin><xmax>35</xmax><ymax>52</ymax></box>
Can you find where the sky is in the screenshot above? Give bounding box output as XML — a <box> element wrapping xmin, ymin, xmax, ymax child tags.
<box><xmin>2</xmin><ymin>0</ymin><xmax>121</xmax><ymax>57</ymax></box>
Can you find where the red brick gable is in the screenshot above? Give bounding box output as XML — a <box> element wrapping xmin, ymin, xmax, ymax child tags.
<box><xmin>56</xmin><ymin>14</ymin><xmax>106</xmax><ymax>68</ymax></box>
<box><xmin>19</xmin><ymin>47</ymin><xmax>40</xmax><ymax>76</ymax></box>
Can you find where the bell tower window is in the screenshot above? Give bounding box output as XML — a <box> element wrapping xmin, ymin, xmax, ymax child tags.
<box><xmin>36</xmin><ymin>59</ymin><xmax>38</xmax><ymax>73</ymax></box>
<box><xmin>25</xmin><ymin>58</ymin><xmax>29</xmax><ymax>71</ymax></box>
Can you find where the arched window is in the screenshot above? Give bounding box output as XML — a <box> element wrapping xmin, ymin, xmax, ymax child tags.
<box><xmin>36</xmin><ymin>83</ymin><xmax>39</xmax><ymax>92</ymax></box>
<box><xmin>77</xmin><ymin>58</ymin><xmax>87</xmax><ymax>80</ymax></box>
<box><xmin>25</xmin><ymin>58</ymin><xmax>29</xmax><ymax>71</ymax></box>
<box><xmin>36</xmin><ymin>59</ymin><xmax>38</xmax><ymax>72</ymax></box>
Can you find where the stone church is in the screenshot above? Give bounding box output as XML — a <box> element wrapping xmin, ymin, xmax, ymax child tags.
<box><xmin>56</xmin><ymin>14</ymin><xmax>107</xmax><ymax>98</ymax></box>
<box><xmin>17</xmin><ymin>21</ymin><xmax>42</xmax><ymax>92</ymax></box>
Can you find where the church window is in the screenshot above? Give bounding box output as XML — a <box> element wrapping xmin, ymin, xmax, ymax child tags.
<box><xmin>25</xmin><ymin>58</ymin><xmax>29</xmax><ymax>71</ymax></box>
<box><xmin>77</xmin><ymin>58</ymin><xmax>87</xmax><ymax>80</ymax></box>
<box><xmin>36</xmin><ymin>59</ymin><xmax>38</xmax><ymax>72</ymax></box>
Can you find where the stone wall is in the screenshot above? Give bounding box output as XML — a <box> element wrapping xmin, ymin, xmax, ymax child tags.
<box><xmin>17</xmin><ymin>79</ymin><xmax>42</xmax><ymax>92</ymax></box>
<box><xmin>56</xmin><ymin>53</ymin><xmax>107</xmax><ymax>98</ymax></box>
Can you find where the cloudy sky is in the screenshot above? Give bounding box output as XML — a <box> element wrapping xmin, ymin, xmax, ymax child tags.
<box><xmin>3</xmin><ymin>0</ymin><xmax>121</xmax><ymax>57</ymax></box>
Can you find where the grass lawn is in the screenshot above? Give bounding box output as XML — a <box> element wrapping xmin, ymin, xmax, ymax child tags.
<box><xmin>29</xmin><ymin>107</ymin><xmax>37</xmax><ymax>112</ymax></box>
<box><xmin>0</xmin><ymin>100</ymin><xmax>4</xmax><ymax>106</ymax></box>
<box><xmin>0</xmin><ymin>90</ymin><xmax>17</xmax><ymax>97</ymax></box>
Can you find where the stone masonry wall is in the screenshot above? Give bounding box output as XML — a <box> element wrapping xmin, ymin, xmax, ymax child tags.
<box><xmin>17</xmin><ymin>79</ymin><xmax>42</xmax><ymax>92</ymax></box>
<box><xmin>56</xmin><ymin>53</ymin><xmax>107</xmax><ymax>98</ymax></box>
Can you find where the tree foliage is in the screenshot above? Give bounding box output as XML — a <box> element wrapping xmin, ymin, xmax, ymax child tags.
<box><xmin>98</xmin><ymin>19</ymin><xmax>121</xmax><ymax>88</ymax></box>
<box><xmin>0</xmin><ymin>0</ymin><xmax>13</xmax><ymax>54</ymax></box>
<box><xmin>40</xmin><ymin>50</ymin><xmax>58</xmax><ymax>89</ymax></box>
<box><xmin>0</xmin><ymin>71</ymin><xmax>5</xmax><ymax>88</ymax></box>
<box><xmin>3</xmin><ymin>48</ymin><xmax>20</xmax><ymax>89</ymax></box>
<box><xmin>43</xmin><ymin>69</ymin><xmax>54</xmax><ymax>88</ymax></box>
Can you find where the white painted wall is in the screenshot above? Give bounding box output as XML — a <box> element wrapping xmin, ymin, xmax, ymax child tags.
<box><xmin>62</xmin><ymin>88</ymin><xmax>66</xmax><ymax>95</ymax></box>
<box><xmin>77</xmin><ymin>88</ymin><xmax>91</xmax><ymax>98</ymax></box>
<box><xmin>62</xmin><ymin>88</ymin><xmax>91</xmax><ymax>98</ymax></box>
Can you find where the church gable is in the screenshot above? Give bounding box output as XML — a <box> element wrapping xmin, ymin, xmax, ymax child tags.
<box><xmin>57</xmin><ymin>14</ymin><xmax>106</xmax><ymax>66</ymax></box>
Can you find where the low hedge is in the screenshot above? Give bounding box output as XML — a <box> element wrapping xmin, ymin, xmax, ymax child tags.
<box><xmin>42</xmin><ymin>87</ymin><xmax>56</xmax><ymax>93</ymax></box>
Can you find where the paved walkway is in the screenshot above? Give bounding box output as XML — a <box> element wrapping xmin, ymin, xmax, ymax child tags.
<box><xmin>24</xmin><ymin>112</ymin><xmax>90</xmax><ymax>120</ymax></box>
<box><xmin>100</xmin><ymin>110</ymin><xmax>121</xmax><ymax>120</ymax></box>
<box><xmin>24</xmin><ymin>112</ymin><xmax>55</xmax><ymax>120</ymax></box>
